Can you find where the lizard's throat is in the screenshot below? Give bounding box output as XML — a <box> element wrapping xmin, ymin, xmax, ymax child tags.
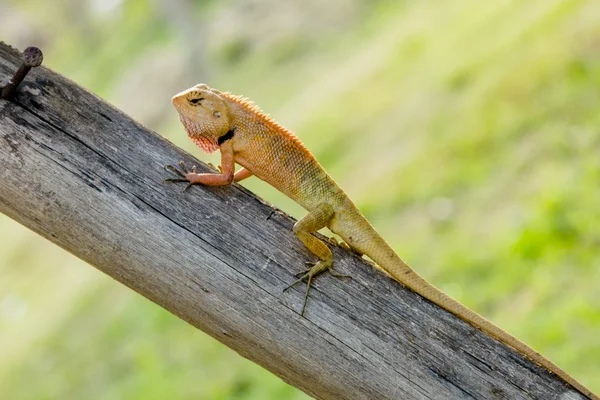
<box><xmin>178</xmin><ymin>113</ymin><xmax>220</xmax><ymax>154</ymax></box>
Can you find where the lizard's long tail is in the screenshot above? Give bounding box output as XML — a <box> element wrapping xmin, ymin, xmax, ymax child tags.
<box><xmin>345</xmin><ymin>214</ymin><xmax>597</xmax><ymax>400</ymax></box>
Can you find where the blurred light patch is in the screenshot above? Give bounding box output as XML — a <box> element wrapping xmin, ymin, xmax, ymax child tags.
<box><xmin>427</xmin><ymin>197</ymin><xmax>454</xmax><ymax>221</ymax></box>
<box><xmin>89</xmin><ymin>0</ymin><xmax>123</xmax><ymax>16</ymax></box>
<box><xmin>0</xmin><ymin>295</ymin><xmax>28</xmax><ymax>322</ymax></box>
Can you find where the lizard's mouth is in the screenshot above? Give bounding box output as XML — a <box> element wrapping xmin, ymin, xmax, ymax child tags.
<box><xmin>171</xmin><ymin>92</ymin><xmax>188</xmax><ymax>107</ymax></box>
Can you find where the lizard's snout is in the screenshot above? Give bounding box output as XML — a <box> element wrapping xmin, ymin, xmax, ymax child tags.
<box><xmin>171</xmin><ymin>89</ymin><xmax>189</xmax><ymax>107</ymax></box>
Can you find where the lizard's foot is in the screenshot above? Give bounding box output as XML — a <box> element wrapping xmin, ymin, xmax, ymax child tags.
<box><xmin>283</xmin><ymin>260</ymin><xmax>352</xmax><ymax>316</ymax></box>
<box><xmin>163</xmin><ymin>161</ymin><xmax>198</xmax><ymax>192</ymax></box>
<box><xmin>326</xmin><ymin>237</ymin><xmax>358</xmax><ymax>254</ymax></box>
<box><xmin>339</xmin><ymin>241</ymin><xmax>351</xmax><ymax>251</ymax></box>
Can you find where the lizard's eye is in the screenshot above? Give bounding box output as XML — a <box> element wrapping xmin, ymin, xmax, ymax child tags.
<box><xmin>189</xmin><ymin>98</ymin><xmax>203</xmax><ymax>105</ymax></box>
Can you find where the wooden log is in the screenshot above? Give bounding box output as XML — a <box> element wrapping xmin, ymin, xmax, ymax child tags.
<box><xmin>0</xmin><ymin>42</ymin><xmax>592</xmax><ymax>400</ymax></box>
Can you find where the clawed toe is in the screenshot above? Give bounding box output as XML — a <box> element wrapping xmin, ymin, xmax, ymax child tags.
<box><xmin>179</xmin><ymin>160</ymin><xmax>189</xmax><ymax>173</ymax></box>
<box><xmin>207</xmin><ymin>162</ymin><xmax>221</xmax><ymax>172</ymax></box>
<box><xmin>284</xmin><ymin>260</ymin><xmax>352</xmax><ymax>316</ymax></box>
<box><xmin>292</xmin><ymin>262</ymin><xmax>315</xmax><ymax>278</ymax></box>
<box><xmin>283</xmin><ymin>275</ymin><xmax>306</xmax><ymax>292</ymax></box>
<box><xmin>164</xmin><ymin>163</ymin><xmax>185</xmax><ymax>178</ymax></box>
<box><xmin>164</xmin><ymin>161</ymin><xmax>198</xmax><ymax>191</ymax></box>
<box><xmin>329</xmin><ymin>269</ymin><xmax>352</xmax><ymax>279</ymax></box>
<box><xmin>339</xmin><ymin>241</ymin><xmax>352</xmax><ymax>251</ymax></box>
<box><xmin>164</xmin><ymin>161</ymin><xmax>199</xmax><ymax>177</ymax></box>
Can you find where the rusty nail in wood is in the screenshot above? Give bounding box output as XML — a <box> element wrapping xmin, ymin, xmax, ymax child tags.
<box><xmin>1</xmin><ymin>46</ymin><xmax>44</xmax><ymax>100</ymax></box>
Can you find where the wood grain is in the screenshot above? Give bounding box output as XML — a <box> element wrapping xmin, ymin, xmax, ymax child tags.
<box><xmin>0</xmin><ymin>42</ymin><xmax>591</xmax><ymax>400</ymax></box>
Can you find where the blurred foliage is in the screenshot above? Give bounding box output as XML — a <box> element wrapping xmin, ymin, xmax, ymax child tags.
<box><xmin>1</xmin><ymin>0</ymin><xmax>600</xmax><ymax>398</ymax></box>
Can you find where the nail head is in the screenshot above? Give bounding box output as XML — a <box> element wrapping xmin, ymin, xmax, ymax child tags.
<box><xmin>22</xmin><ymin>47</ymin><xmax>43</xmax><ymax>68</ymax></box>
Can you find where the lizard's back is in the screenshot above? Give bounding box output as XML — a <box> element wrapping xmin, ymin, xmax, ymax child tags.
<box><xmin>224</xmin><ymin>93</ymin><xmax>347</xmax><ymax>213</ymax></box>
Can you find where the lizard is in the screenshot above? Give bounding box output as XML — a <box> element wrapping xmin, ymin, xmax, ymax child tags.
<box><xmin>163</xmin><ymin>83</ymin><xmax>597</xmax><ymax>399</ymax></box>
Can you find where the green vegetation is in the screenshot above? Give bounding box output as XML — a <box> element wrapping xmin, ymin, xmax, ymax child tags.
<box><xmin>1</xmin><ymin>0</ymin><xmax>599</xmax><ymax>397</ymax></box>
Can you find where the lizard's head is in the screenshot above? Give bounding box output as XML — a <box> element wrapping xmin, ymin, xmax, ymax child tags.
<box><xmin>171</xmin><ymin>84</ymin><xmax>230</xmax><ymax>153</ymax></box>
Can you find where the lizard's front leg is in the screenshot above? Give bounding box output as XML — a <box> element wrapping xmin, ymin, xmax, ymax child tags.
<box><xmin>284</xmin><ymin>203</ymin><xmax>351</xmax><ymax>315</ymax></box>
<box><xmin>164</xmin><ymin>141</ymin><xmax>235</xmax><ymax>190</ymax></box>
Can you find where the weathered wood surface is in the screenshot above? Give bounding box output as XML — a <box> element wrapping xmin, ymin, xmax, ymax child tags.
<box><xmin>0</xmin><ymin>42</ymin><xmax>591</xmax><ymax>400</ymax></box>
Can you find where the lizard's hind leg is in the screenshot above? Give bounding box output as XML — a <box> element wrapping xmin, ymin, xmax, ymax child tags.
<box><xmin>283</xmin><ymin>203</ymin><xmax>351</xmax><ymax>315</ymax></box>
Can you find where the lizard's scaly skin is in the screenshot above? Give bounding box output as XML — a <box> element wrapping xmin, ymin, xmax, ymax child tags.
<box><xmin>167</xmin><ymin>84</ymin><xmax>597</xmax><ymax>400</ymax></box>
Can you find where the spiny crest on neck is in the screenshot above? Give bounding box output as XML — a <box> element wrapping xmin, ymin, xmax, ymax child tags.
<box><xmin>220</xmin><ymin>92</ymin><xmax>308</xmax><ymax>152</ymax></box>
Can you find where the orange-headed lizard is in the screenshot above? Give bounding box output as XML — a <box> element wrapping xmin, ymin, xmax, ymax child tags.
<box><xmin>164</xmin><ymin>83</ymin><xmax>596</xmax><ymax>399</ymax></box>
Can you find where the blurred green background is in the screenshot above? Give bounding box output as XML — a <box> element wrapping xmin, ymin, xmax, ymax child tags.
<box><xmin>1</xmin><ymin>0</ymin><xmax>599</xmax><ymax>398</ymax></box>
